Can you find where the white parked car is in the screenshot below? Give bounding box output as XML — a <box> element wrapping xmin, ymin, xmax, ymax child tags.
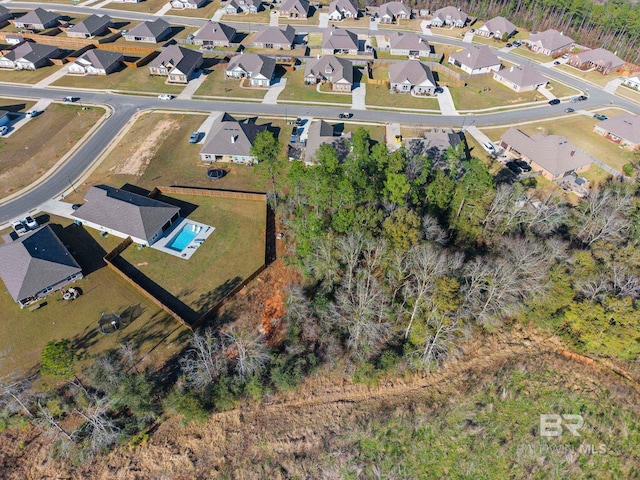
<box><xmin>0</xmin><ymin>125</ymin><xmax>8</xmax><ymax>136</ymax></box>
<box><xmin>482</xmin><ymin>141</ymin><xmax>496</xmax><ymax>153</ymax></box>
<box><xmin>26</xmin><ymin>110</ymin><xmax>40</xmax><ymax>118</ymax></box>
<box><xmin>12</xmin><ymin>221</ymin><xmax>27</xmax><ymax>237</ymax></box>
<box><xmin>24</xmin><ymin>215</ymin><xmax>38</xmax><ymax>229</ymax></box>
<box><xmin>158</xmin><ymin>94</ymin><xmax>173</xmax><ymax>100</ymax></box>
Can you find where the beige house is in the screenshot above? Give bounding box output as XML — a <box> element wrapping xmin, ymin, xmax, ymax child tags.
<box><xmin>148</xmin><ymin>45</ymin><xmax>203</xmax><ymax>84</ymax></box>
<box><xmin>304</xmin><ymin>55</ymin><xmax>353</xmax><ymax>91</ymax></box>
<box><xmin>525</xmin><ymin>29</ymin><xmax>573</xmax><ymax>56</ymax></box>
<box><xmin>448</xmin><ymin>45</ymin><xmax>501</xmax><ymax>75</ymax></box>
<box><xmin>493</xmin><ymin>65</ymin><xmax>548</xmax><ymax>92</ymax></box>
<box><xmin>567</xmin><ymin>48</ymin><xmax>624</xmax><ymax>75</ymax></box>
<box><xmin>593</xmin><ymin>113</ymin><xmax>640</xmax><ymax>150</ymax></box>
<box><xmin>500</xmin><ymin>128</ymin><xmax>593</xmax><ymax>180</ymax></box>
<box><xmin>475</xmin><ymin>16</ymin><xmax>516</xmax><ymax>39</ymax></box>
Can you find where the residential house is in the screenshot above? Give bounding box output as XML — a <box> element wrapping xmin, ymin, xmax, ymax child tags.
<box><xmin>170</xmin><ymin>0</ymin><xmax>206</xmax><ymax>9</ymax></box>
<box><xmin>378</xmin><ymin>1</ymin><xmax>411</xmax><ymax>24</ymax></box>
<box><xmin>525</xmin><ymin>29</ymin><xmax>573</xmax><ymax>56</ymax></box>
<box><xmin>388</xmin><ymin>31</ymin><xmax>430</xmax><ymax>58</ymax></box>
<box><xmin>200</xmin><ymin>113</ymin><xmax>270</xmax><ymax>165</ymax></box>
<box><xmin>68</xmin><ymin>49</ymin><xmax>123</xmax><ymax>75</ymax></box>
<box><xmin>123</xmin><ymin>19</ymin><xmax>171</xmax><ymax>43</ymax></box>
<box><xmin>448</xmin><ymin>45</ymin><xmax>501</xmax><ymax>74</ymax></box>
<box><xmin>0</xmin><ymin>225</ymin><xmax>82</xmax><ymax>308</ymax></box>
<box><xmin>225</xmin><ymin>53</ymin><xmax>275</xmax><ymax>86</ymax></box>
<box><xmin>66</xmin><ymin>14</ymin><xmax>112</xmax><ymax>39</ymax></box>
<box><xmin>493</xmin><ymin>65</ymin><xmax>548</xmax><ymax>92</ymax></box>
<box><xmin>279</xmin><ymin>0</ymin><xmax>310</xmax><ymax>18</ymax></box>
<box><xmin>388</xmin><ymin>60</ymin><xmax>437</xmax><ymax>95</ymax></box>
<box><xmin>567</xmin><ymin>48</ymin><xmax>624</xmax><ymax>75</ymax></box>
<box><xmin>0</xmin><ymin>41</ymin><xmax>60</xmax><ymax>70</ymax></box>
<box><xmin>408</xmin><ymin>129</ymin><xmax>466</xmax><ymax>162</ymax></box>
<box><xmin>252</xmin><ymin>25</ymin><xmax>295</xmax><ymax>50</ymax></box>
<box><xmin>225</xmin><ymin>0</ymin><xmax>262</xmax><ymax>14</ymax></box>
<box><xmin>328</xmin><ymin>0</ymin><xmax>358</xmax><ymax>20</ymax></box>
<box><xmin>322</xmin><ymin>26</ymin><xmax>358</xmax><ymax>55</ymax></box>
<box><xmin>72</xmin><ymin>185</ymin><xmax>181</xmax><ymax>246</ymax></box>
<box><xmin>475</xmin><ymin>16</ymin><xmax>517</xmax><ymax>39</ymax></box>
<box><xmin>593</xmin><ymin>113</ymin><xmax>640</xmax><ymax>150</ymax></box>
<box><xmin>622</xmin><ymin>75</ymin><xmax>640</xmax><ymax>90</ymax></box>
<box><xmin>499</xmin><ymin>127</ymin><xmax>593</xmax><ymax>180</ymax></box>
<box><xmin>304</xmin><ymin>55</ymin><xmax>353</xmax><ymax>91</ymax></box>
<box><xmin>304</xmin><ymin>119</ymin><xmax>351</xmax><ymax>164</ymax></box>
<box><xmin>5</xmin><ymin>35</ymin><xmax>24</xmax><ymax>46</ymax></box>
<box><xmin>0</xmin><ymin>5</ymin><xmax>14</xmax><ymax>24</ymax></box>
<box><xmin>430</xmin><ymin>6</ymin><xmax>468</xmax><ymax>28</ymax></box>
<box><xmin>13</xmin><ymin>8</ymin><xmax>61</xmax><ymax>30</ymax></box>
<box><xmin>148</xmin><ymin>45</ymin><xmax>203</xmax><ymax>84</ymax></box>
<box><xmin>193</xmin><ymin>21</ymin><xmax>237</xmax><ymax>48</ymax></box>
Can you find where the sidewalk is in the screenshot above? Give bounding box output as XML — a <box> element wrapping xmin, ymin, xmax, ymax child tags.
<box><xmin>262</xmin><ymin>78</ymin><xmax>287</xmax><ymax>104</ymax></box>
<box><xmin>269</xmin><ymin>11</ymin><xmax>279</xmax><ymax>26</ymax></box>
<box><xmin>536</xmin><ymin>85</ymin><xmax>556</xmax><ymax>101</ymax></box>
<box><xmin>92</xmin><ymin>0</ymin><xmax>113</xmax><ymax>8</ymax></box>
<box><xmin>436</xmin><ymin>86</ymin><xmax>458</xmax><ymax>115</ymax></box>
<box><xmin>155</xmin><ymin>3</ymin><xmax>172</xmax><ymax>16</ymax></box>
<box><xmin>177</xmin><ymin>71</ymin><xmax>206</xmax><ymax>99</ymax></box>
<box><xmin>38</xmin><ymin>198</ymin><xmax>77</xmax><ymax>219</ymax></box>
<box><xmin>318</xmin><ymin>13</ymin><xmax>329</xmax><ymax>28</ymax></box>
<box><xmin>465</xmin><ymin>125</ymin><xmax>493</xmax><ymax>147</ymax></box>
<box><xmin>604</xmin><ymin>77</ymin><xmax>622</xmax><ymax>94</ymax></box>
<box><xmin>351</xmin><ymin>82</ymin><xmax>366</xmax><ymax>110</ymax></box>
<box><xmin>33</xmin><ymin>64</ymin><xmax>70</xmax><ymax>89</ymax></box>
<box><xmin>462</xmin><ymin>31</ymin><xmax>474</xmax><ymax>43</ymax></box>
<box><xmin>211</xmin><ymin>8</ymin><xmax>225</xmax><ymax>21</ymax></box>
<box><xmin>196</xmin><ymin>111</ymin><xmax>223</xmax><ymax>144</ymax></box>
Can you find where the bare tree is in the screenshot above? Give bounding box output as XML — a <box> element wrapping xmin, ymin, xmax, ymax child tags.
<box><xmin>37</xmin><ymin>400</ymin><xmax>73</xmax><ymax>443</ymax></box>
<box><xmin>223</xmin><ymin>327</ymin><xmax>269</xmax><ymax>381</ymax></box>
<box><xmin>406</xmin><ymin>311</ymin><xmax>467</xmax><ymax>369</ymax></box>
<box><xmin>422</xmin><ymin>215</ymin><xmax>449</xmax><ymax>245</ymax></box>
<box><xmin>180</xmin><ymin>328</ymin><xmax>228</xmax><ymax>391</ymax></box>
<box><xmin>575</xmin><ymin>188</ymin><xmax>633</xmax><ymax>246</ymax></box>
<box><xmin>75</xmin><ymin>400</ymin><xmax>121</xmax><ymax>454</ymax></box>
<box><xmin>308</xmin><ymin>234</ymin><xmax>341</xmax><ymax>287</ymax></box>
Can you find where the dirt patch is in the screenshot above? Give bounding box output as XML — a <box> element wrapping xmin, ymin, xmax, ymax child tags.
<box><xmin>114</xmin><ymin>119</ymin><xmax>179</xmax><ymax>176</ymax></box>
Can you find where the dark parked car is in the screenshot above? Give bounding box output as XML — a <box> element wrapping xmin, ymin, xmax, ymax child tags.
<box><xmin>506</xmin><ymin>161</ymin><xmax>522</xmax><ymax>175</ymax></box>
<box><xmin>593</xmin><ymin>113</ymin><xmax>608</xmax><ymax>121</ymax></box>
<box><xmin>339</xmin><ymin>112</ymin><xmax>353</xmax><ymax>119</ymax></box>
<box><xmin>295</xmin><ymin>117</ymin><xmax>303</xmax><ymax>126</ymax></box>
<box><xmin>506</xmin><ymin>43</ymin><xmax>513</xmax><ymax>48</ymax></box>
<box><xmin>564</xmin><ymin>107</ymin><xmax>574</xmax><ymax>113</ymax></box>
<box><xmin>548</xmin><ymin>98</ymin><xmax>561</xmax><ymax>105</ymax></box>
<box><xmin>514</xmin><ymin>159</ymin><xmax>532</xmax><ymax>172</ymax></box>
<box><xmin>577</xmin><ymin>95</ymin><xmax>588</xmax><ymax>101</ymax></box>
<box><xmin>553</xmin><ymin>61</ymin><xmax>561</xmax><ymax>65</ymax></box>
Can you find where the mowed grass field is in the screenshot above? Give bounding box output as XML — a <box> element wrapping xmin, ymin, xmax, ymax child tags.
<box><xmin>0</xmin><ymin>104</ymin><xmax>103</xmax><ymax>199</ymax></box>
<box><xmin>278</xmin><ymin>68</ymin><xmax>352</xmax><ymax>104</ymax></box>
<box><xmin>0</xmin><ymin>64</ymin><xmax>63</xmax><ymax>84</ymax></box>
<box><xmin>120</xmin><ymin>194</ymin><xmax>266</xmax><ymax>313</ymax></box>
<box><xmin>0</xmin><ymin>216</ymin><xmax>188</xmax><ymax>377</ymax></box>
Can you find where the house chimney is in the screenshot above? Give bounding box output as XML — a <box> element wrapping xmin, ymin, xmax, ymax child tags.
<box><xmin>231</xmin><ymin>135</ymin><xmax>237</xmax><ymax>143</ymax></box>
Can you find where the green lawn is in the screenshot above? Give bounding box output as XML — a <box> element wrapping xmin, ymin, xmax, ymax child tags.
<box><xmin>481</xmin><ymin>110</ymin><xmax>635</xmax><ymax>172</ymax></box>
<box><xmin>555</xmin><ymin>64</ymin><xmax>624</xmax><ymax>87</ymax></box>
<box><xmin>0</xmin><ymin>216</ymin><xmax>186</xmax><ymax>377</ymax></box>
<box><xmin>120</xmin><ymin>195</ymin><xmax>266</xmax><ymax>313</ymax></box>
<box><xmin>0</xmin><ymin>104</ymin><xmax>103</xmax><ymax>199</ymax></box>
<box><xmin>617</xmin><ymin>84</ymin><xmax>640</xmax><ymax>104</ymax></box>
<box><xmin>581</xmin><ymin>163</ymin><xmax>612</xmax><ymax>186</ymax></box>
<box><xmin>509</xmin><ymin>47</ymin><xmax>553</xmax><ymax>64</ymax></box>
<box><xmin>366</xmin><ymin>83</ymin><xmax>440</xmax><ymax>110</ymax></box>
<box><xmin>194</xmin><ymin>66</ymin><xmax>267</xmax><ymax>99</ymax></box>
<box><xmin>546</xmin><ymin>80</ymin><xmax>580</xmax><ymax>98</ymax></box>
<box><xmin>279</xmin><ymin>68</ymin><xmax>352</xmax><ymax>104</ymax></box>
<box><xmin>52</xmin><ymin>65</ymin><xmax>185</xmax><ymax>95</ymax></box>
<box><xmin>0</xmin><ymin>64</ymin><xmax>63</xmax><ymax>84</ymax></box>
<box><xmin>220</xmin><ymin>9</ymin><xmax>273</xmax><ymax>24</ymax></box>
<box><xmin>449</xmin><ymin>75</ymin><xmax>546</xmax><ymax>110</ymax></box>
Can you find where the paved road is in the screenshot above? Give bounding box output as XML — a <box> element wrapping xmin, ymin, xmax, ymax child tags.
<box><xmin>1</xmin><ymin>3</ymin><xmax>639</xmax><ymax>224</ymax></box>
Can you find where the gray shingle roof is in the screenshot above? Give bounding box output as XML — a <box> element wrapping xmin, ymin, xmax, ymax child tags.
<box><xmin>379</xmin><ymin>1</ymin><xmax>411</xmax><ymax>18</ymax></box>
<box><xmin>500</xmin><ymin>127</ymin><xmax>594</xmax><ymax>177</ymax></box>
<box><xmin>253</xmin><ymin>24</ymin><xmax>295</xmax><ymax>46</ymax></box>
<box><xmin>304</xmin><ymin>55</ymin><xmax>353</xmax><ymax>84</ymax></box>
<box><xmin>328</xmin><ymin>0</ymin><xmax>358</xmax><ymax>16</ymax></box>
<box><xmin>226</xmin><ymin>53</ymin><xmax>275</xmax><ymax>80</ymax></box>
<box><xmin>16</xmin><ymin>8</ymin><xmax>61</xmax><ymax>27</ymax></box>
<box><xmin>528</xmin><ymin>29</ymin><xmax>574</xmax><ymax>52</ymax></box>
<box><xmin>495</xmin><ymin>64</ymin><xmax>547</xmax><ymax>89</ymax></box>
<box><xmin>74</xmin><ymin>49</ymin><xmax>123</xmax><ymax>70</ymax></box>
<box><xmin>194</xmin><ymin>21</ymin><xmax>236</xmax><ymax>43</ymax></box>
<box><xmin>571</xmin><ymin>48</ymin><xmax>624</xmax><ymax>70</ymax></box>
<box><xmin>305</xmin><ymin>120</ymin><xmax>339</xmax><ymax>160</ymax></box>
<box><xmin>432</xmin><ymin>6</ymin><xmax>468</xmax><ymax>23</ymax></box>
<box><xmin>596</xmin><ymin>113</ymin><xmax>640</xmax><ymax>144</ymax></box>
<box><xmin>150</xmin><ymin>45</ymin><xmax>202</xmax><ymax>76</ymax></box>
<box><xmin>67</xmin><ymin>14</ymin><xmax>111</xmax><ymax>36</ymax></box>
<box><xmin>126</xmin><ymin>19</ymin><xmax>171</xmax><ymax>40</ymax></box>
<box><xmin>2</xmin><ymin>41</ymin><xmax>59</xmax><ymax>64</ymax></box>
<box><xmin>0</xmin><ymin>5</ymin><xmax>13</xmax><ymax>22</ymax></box>
<box><xmin>479</xmin><ymin>16</ymin><xmax>516</xmax><ymax>35</ymax></box>
<box><xmin>388</xmin><ymin>31</ymin><xmax>429</xmax><ymax>51</ymax></box>
<box><xmin>322</xmin><ymin>26</ymin><xmax>358</xmax><ymax>51</ymax></box>
<box><xmin>450</xmin><ymin>45</ymin><xmax>500</xmax><ymax>70</ymax></box>
<box><xmin>72</xmin><ymin>185</ymin><xmax>180</xmax><ymax>241</ymax></box>
<box><xmin>200</xmin><ymin>113</ymin><xmax>269</xmax><ymax>158</ymax></box>
<box><xmin>388</xmin><ymin>60</ymin><xmax>435</xmax><ymax>86</ymax></box>
<box><xmin>0</xmin><ymin>225</ymin><xmax>81</xmax><ymax>303</ymax></box>
<box><xmin>280</xmin><ymin>0</ymin><xmax>310</xmax><ymax>15</ymax></box>
<box><xmin>409</xmin><ymin>129</ymin><xmax>464</xmax><ymax>160</ymax></box>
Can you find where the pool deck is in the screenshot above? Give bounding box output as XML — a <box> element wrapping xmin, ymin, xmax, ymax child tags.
<box><xmin>152</xmin><ymin>218</ymin><xmax>215</xmax><ymax>260</ymax></box>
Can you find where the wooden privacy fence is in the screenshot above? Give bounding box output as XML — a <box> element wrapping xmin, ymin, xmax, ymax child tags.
<box><xmin>158</xmin><ymin>185</ymin><xmax>266</xmax><ymax>201</ymax></box>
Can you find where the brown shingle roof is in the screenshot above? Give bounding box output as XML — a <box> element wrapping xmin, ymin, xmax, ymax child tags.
<box><xmin>596</xmin><ymin>113</ymin><xmax>640</xmax><ymax>144</ymax></box>
<box><xmin>450</xmin><ymin>45</ymin><xmax>500</xmax><ymax>70</ymax></box>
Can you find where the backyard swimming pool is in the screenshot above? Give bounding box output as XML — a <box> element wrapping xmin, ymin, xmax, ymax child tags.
<box><xmin>166</xmin><ymin>223</ymin><xmax>201</xmax><ymax>252</ymax></box>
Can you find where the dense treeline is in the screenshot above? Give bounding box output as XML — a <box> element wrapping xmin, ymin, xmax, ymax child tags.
<box><xmin>406</xmin><ymin>0</ymin><xmax>640</xmax><ymax>64</ymax></box>
<box><xmin>1</xmin><ymin>130</ymin><xmax>639</xmax><ymax>465</ymax></box>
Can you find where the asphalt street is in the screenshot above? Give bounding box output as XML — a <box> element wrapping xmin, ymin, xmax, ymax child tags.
<box><xmin>0</xmin><ymin>3</ymin><xmax>639</xmax><ymax>224</ymax></box>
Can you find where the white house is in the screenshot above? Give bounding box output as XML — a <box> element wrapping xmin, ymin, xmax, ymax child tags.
<box><xmin>448</xmin><ymin>45</ymin><xmax>501</xmax><ymax>75</ymax></box>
